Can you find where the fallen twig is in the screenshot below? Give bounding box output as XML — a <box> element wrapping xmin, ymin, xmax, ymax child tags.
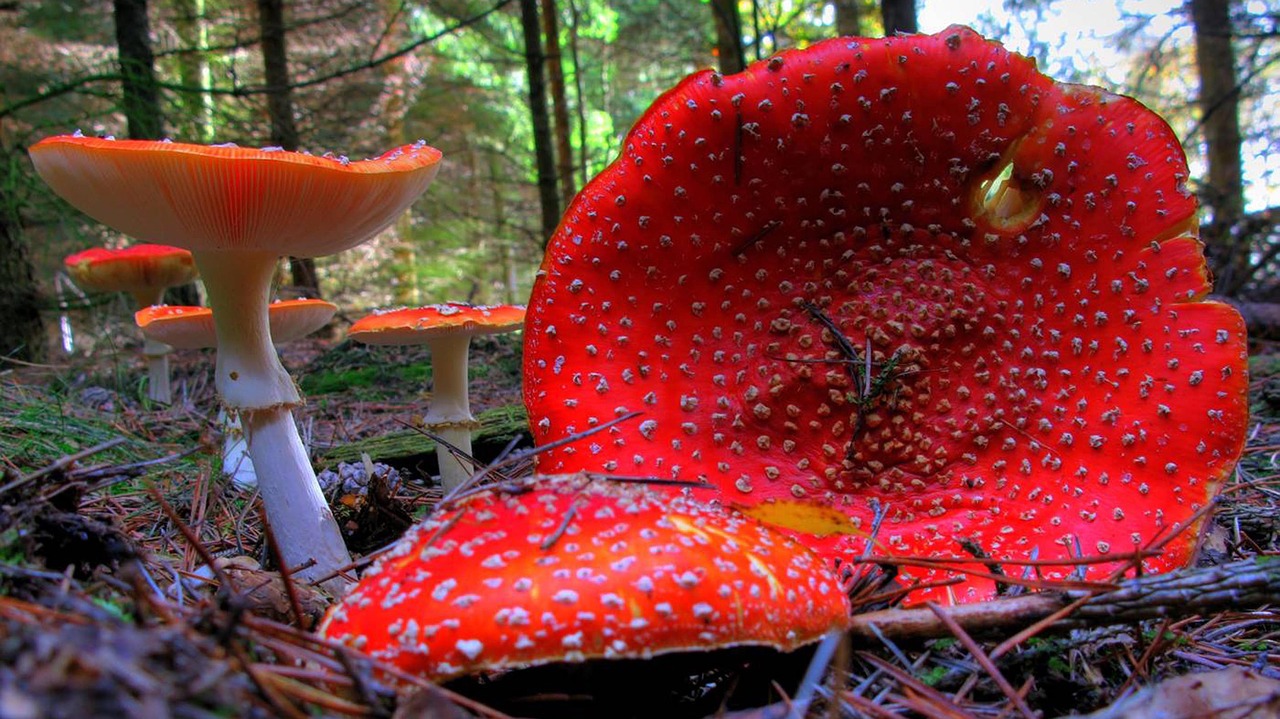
<box><xmin>0</xmin><ymin>437</ymin><xmax>127</xmax><ymax>496</ymax></box>
<box><xmin>847</xmin><ymin>557</ymin><xmax>1280</xmax><ymax>646</ymax></box>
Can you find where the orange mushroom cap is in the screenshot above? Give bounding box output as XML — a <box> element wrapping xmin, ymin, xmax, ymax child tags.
<box><xmin>31</xmin><ymin>136</ymin><xmax>441</xmax><ymax>258</ymax></box>
<box><xmin>521</xmin><ymin>28</ymin><xmax>1250</xmax><ymax>603</ymax></box>
<box><xmin>319</xmin><ymin>474</ymin><xmax>849</xmax><ymax>682</ymax></box>
<box><xmin>135</xmin><ymin>299</ymin><xmax>337</xmax><ymax>350</ymax></box>
<box><xmin>347</xmin><ymin>303</ymin><xmax>526</xmax><ymax>346</ymax></box>
<box><xmin>64</xmin><ymin>244</ymin><xmax>196</xmax><ymax>297</ymax></box>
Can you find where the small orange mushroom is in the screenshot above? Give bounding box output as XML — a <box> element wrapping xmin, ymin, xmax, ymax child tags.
<box><xmin>347</xmin><ymin>303</ymin><xmax>526</xmax><ymax>492</ymax></box>
<box><xmin>64</xmin><ymin>243</ymin><xmax>197</xmax><ymax>404</ymax></box>
<box><xmin>136</xmin><ymin>299</ymin><xmax>338</xmax><ymax>489</ymax></box>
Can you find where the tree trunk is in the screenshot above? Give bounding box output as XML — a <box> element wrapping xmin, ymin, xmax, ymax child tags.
<box><xmin>711</xmin><ymin>0</ymin><xmax>746</xmax><ymax>74</ymax></box>
<box><xmin>369</xmin><ymin>0</ymin><xmax>426</xmax><ymax>306</ymax></box>
<box><xmin>114</xmin><ymin>0</ymin><xmax>164</xmax><ymax>140</ymax></box>
<box><xmin>520</xmin><ymin>0</ymin><xmax>561</xmax><ymax>245</ymax></box>
<box><xmin>118</xmin><ymin>0</ymin><xmax>201</xmax><ymax>303</ymax></box>
<box><xmin>835</xmin><ymin>0</ymin><xmax>864</xmax><ymax>36</ymax></box>
<box><xmin>257</xmin><ymin>0</ymin><xmax>298</xmax><ymax>151</ymax></box>
<box><xmin>256</xmin><ymin>0</ymin><xmax>320</xmax><ymax>298</ymax></box>
<box><xmin>172</xmin><ymin>0</ymin><xmax>215</xmax><ymax>142</ymax></box>
<box><xmin>1191</xmin><ymin>0</ymin><xmax>1248</xmax><ymax>295</ymax></box>
<box><xmin>567</xmin><ymin>0</ymin><xmax>589</xmax><ymax>186</ymax></box>
<box><xmin>0</xmin><ymin>178</ymin><xmax>44</xmax><ymax>363</ymax></box>
<box><xmin>880</xmin><ymin>0</ymin><xmax>917</xmax><ymax>35</ymax></box>
<box><xmin>541</xmin><ymin>0</ymin><xmax>576</xmax><ymax>210</ymax></box>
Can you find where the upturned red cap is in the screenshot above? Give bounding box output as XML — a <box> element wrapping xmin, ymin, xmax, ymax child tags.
<box><xmin>521</xmin><ymin>28</ymin><xmax>1249</xmax><ymax>603</ymax></box>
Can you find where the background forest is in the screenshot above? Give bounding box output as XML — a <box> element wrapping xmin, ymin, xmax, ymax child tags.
<box><xmin>0</xmin><ymin>0</ymin><xmax>1276</xmax><ymax>363</ymax></box>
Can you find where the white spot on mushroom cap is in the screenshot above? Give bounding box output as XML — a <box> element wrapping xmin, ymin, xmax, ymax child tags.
<box><xmin>455</xmin><ymin>639</ymin><xmax>483</xmax><ymax>660</ymax></box>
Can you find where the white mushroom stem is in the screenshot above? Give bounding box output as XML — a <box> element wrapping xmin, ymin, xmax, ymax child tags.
<box><xmin>133</xmin><ymin>286</ymin><xmax>173</xmax><ymax>405</ymax></box>
<box><xmin>424</xmin><ymin>334</ymin><xmax>481</xmax><ymax>493</ymax></box>
<box><xmin>143</xmin><ymin>339</ymin><xmax>172</xmax><ymax>404</ymax></box>
<box><xmin>243</xmin><ymin>407</ymin><xmax>351</xmax><ymax>588</ymax></box>
<box><xmin>196</xmin><ymin>250</ymin><xmax>350</xmax><ymax>591</ymax></box>
<box><xmin>432</xmin><ymin>425</ymin><xmax>475</xmax><ymax>494</ymax></box>
<box><xmin>198</xmin><ymin>250</ymin><xmax>299</xmax><ymax>409</ymax></box>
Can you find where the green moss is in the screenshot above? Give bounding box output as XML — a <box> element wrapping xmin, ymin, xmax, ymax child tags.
<box><xmin>300</xmin><ymin>363</ymin><xmax>431</xmax><ymax>396</ymax></box>
<box><xmin>0</xmin><ymin>383</ymin><xmax>207</xmax><ymax>491</ymax></box>
<box><xmin>315</xmin><ymin>404</ymin><xmax>529</xmax><ymax>465</ymax></box>
<box><xmin>298</xmin><ymin>335</ymin><xmax>522</xmax><ymax>398</ymax></box>
<box><xmin>1248</xmin><ymin>353</ymin><xmax>1280</xmax><ymax>379</ymax></box>
<box><xmin>2</xmin><ymin>394</ymin><xmax>137</xmax><ymax>469</ymax></box>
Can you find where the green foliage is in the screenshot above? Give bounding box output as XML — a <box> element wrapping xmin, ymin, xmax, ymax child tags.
<box><xmin>17</xmin><ymin>3</ymin><xmax>115</xmax><ymax>45</ymax></box>
<box><xmin>7</xmin><ymin>0</ymin><xmax>1273</xmax><ymax>314</ymax></box>
<box><xmin>0</xmin><ymin>528</ymin><xmax>27</xmax><ymax>567</ymax></box>
<box><xmin>918</xmin><ymin>663</ymin><xmax>950</xmax><ymax>687</ymax></box>
<box><xmin>89</xmin><ymin>595</ymin><xmax>135</xmax><ymax>623</ymax></box>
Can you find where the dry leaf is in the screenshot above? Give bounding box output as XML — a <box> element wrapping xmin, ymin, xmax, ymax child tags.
<box><xmin>734</xmin><ymin>499</ymin><xmax>867</xmax><ymax>539</ymax></box>
<box><xmin>1070</xmin><ymin>667</ymin><xmax>1280</xmax><ymax>719</ymax></box>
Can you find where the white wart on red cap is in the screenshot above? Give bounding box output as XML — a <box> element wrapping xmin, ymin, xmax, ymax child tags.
<box><xmin>521</xmin><ymin>28</ymin><xmax>1249</xmax><ymax>603</ymax></box>
<box><xmin>319</xmin><ymin>474</ymin><xmax>849</xmax><ymax>681</ymax></box>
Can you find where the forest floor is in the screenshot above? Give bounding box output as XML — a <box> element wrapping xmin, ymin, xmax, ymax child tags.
<box><xmin>3</xmin><ymin>329</ymin><xmax>1280</xmax><ymax>718</ymax></box>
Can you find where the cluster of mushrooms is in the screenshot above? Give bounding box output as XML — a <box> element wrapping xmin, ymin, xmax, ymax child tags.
<box><xmin>36</xmin><ymin>137</ymin><xmax>525</xmax><ymax>592</ymax></box>
<box><xmin>34</xmin><ymin>26</ymin><xmax>1250</xmax><ymax>699</ymax></box>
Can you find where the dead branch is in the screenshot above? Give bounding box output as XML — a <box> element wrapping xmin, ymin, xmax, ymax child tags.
<box><xmin>847</xmin><ymin>557</ymin><xmax>1280</xmax><ymax>645</ymax></box>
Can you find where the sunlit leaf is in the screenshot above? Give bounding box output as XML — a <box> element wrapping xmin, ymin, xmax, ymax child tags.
<box><xmin>735</xmin><ymin>499</ymin><xmax>867</xmax><ymax>539</ymax></box>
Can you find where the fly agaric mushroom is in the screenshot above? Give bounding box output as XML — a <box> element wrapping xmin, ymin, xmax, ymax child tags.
<box><xmin>31</xmin><ymin>135</ymin><xmax>441</xmax><ymax>589</ymax></box>
<box><xmin>135</xmin><ymin>298</ymin><xmax>338</xmax><ymax>351</ymax></box>
<box><xmin>522</xmin><ymin>28</ymin><xmax>1249</xmax><ymax>603</ymax></box>
<box><xmin>136</xmin><ymin>299</ymin><xmax>338</xmax><ymax>490</ymax></box>
<box><xmin>319</xmin><ymin>474</ymin><xmax>848</xmax><ymax>683</ymax></box>
<box><xmin>65</xmin><ymin>243</ymin><xmax>198</xmax><ymax>404</ymax></box>
<box><xmin>347</xmin><ymin>303</ymin><xmax>526</xmax><ymax>493</ymax></box>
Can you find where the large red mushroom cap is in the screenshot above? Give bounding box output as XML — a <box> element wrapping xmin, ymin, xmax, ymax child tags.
<box><xmin>319</xmin><ymin>474</ymin><xmax>849</xmax><ymax>682</ymax></box>
<box><xmin>64</xmin><ymin>244</ymin><xmax>196</xmax><ymax>306</ymax></box>
<box><xmin>31</xmin><ymin>136</ymin><xmax>441</xmax><ymax>258</ymax></box>
<box><xmin>522</xmin><ymin>28</ymin><xmax>1249</xmax><ymax>602</ymax></box>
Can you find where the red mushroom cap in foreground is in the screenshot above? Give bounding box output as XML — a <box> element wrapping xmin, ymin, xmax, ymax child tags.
<box><xmin>347</xmin><ymin>303</ymin><xmax>526</xmax><ymax>345</ymax></box>
<box><xmin>522</xmin><ymin>28</ymin><xmax>1249</xmax><ymax>602</ymax></box>
<box><xmin>135</xmin><ymin>298</ymin><xmax>337</xmax><ymax>350</ymax></box>
<box><xmin>64</xmin><ymin>244</ymin><xmax>197</xmax><ymax>299</ymax></box>
<box><xmin>319</xmin><ymin>474</ymin><xmax>849</xmax><ymax>682</ymax></box>
<box><xmin>31</xmin><ymin>136</ymin><xmax>441</xmax><ymax>258</ymax></box>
